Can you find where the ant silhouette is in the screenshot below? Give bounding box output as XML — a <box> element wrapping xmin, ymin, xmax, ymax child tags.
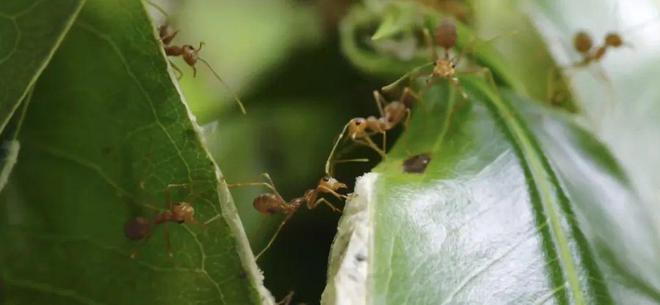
<box><xmin>145</xmin><ymin>1</ymin><xmax>246</xmax><ymax>114</ymax></box>
<box><xmin>124</xmin><ymin>183</ymin><xmax>200</xmax><ymax>258</ymax></box>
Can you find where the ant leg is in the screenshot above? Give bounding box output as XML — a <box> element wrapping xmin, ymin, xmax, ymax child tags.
<box><xmin>163</xmin><ymin>222</ymin><xmax>173</xmax><ymax>257</ymax></box>
<box><xmin>169</xmin><ymin>60</ymin><xmax>183</xmax><ymax>79</ymax></box>
<box><xmin>196</xmin><ymin>41</ymin><xmax>205</xmax><ymax>52</ymax></box>
<box><xmin>382</xmin><ymin>63</ymin><xmax>434</xmax><ymax>93</ymax></box>
<box><xmin>225</xmin><ymin>173</ymin><xmax>284</xmax><ymax>201</ymax></box>
<box><xmin>372</xmin><ymin>90</ymin><xmax>387</xmax><ymax>117</ymax></box>
<box><xmin>255</xmin><ymin>213</ymin><xmax>295</xmax><ymax>260</ymax></box>
<box><xmin>331</xmin><ymin>158</ymin><xmax>370</xmax><ymax>165</ymax></box>
<box><xmin>422</xmin><ymin>28</ymin><xmax>439</xmax><ymax>62</ymax></box>
<box><xmin>353</xmin><ymin>137</ymin><xmax>386</xmax><ymax>158</ymax></box>
<box><xmin>276</xmin><ymin>291</ymin><xmax>295</xmax><ymax>305</ymax></box>
<box><xmin>313</xmin><ymin>198</ymin><xmax>342</xmax><ymax>213</ymax></box>
<box><xmin>145</xmin><ymin>0</ymin><xmax>169</xmax><ymax>18</ymax></box>
<box><xmin>191</xmin><ymin>65</ymin><xmax>197</xmax><ymax>78</ymax></box>
<box><xmin>318</xmin><ymin>186</ymin><xmax>349</xmax><ymax>201</ymax></box>
<box><xmin>449</xmin><ymin>77</ymin><xmax>468</xmax><ymax>100</ymax></box>
<box><xmin>381</xmin><ymin>131</ymin><xmax>387</xmax><ymax>153</ymax></box>
<box><xmin>404</xmin><ymin>108</ymin><xmax>412</xmax><ymax>129</ymax></box>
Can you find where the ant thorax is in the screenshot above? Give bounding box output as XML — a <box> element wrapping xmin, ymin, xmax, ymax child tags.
<box><xmin>366</xmin><ymin>116</ymin><xmax>387</xmax><ymax>133</ymax></box>
<box><xmin>433</xmin><ymin>58</ymin><xmax>456</xmax><ymax>78</ymax></box>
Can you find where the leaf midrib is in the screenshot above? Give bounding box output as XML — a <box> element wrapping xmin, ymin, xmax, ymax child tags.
<box><xmin>469</xmin><ymin>77</ymin><xmax>587</xmax><ymax>305</ymax></box>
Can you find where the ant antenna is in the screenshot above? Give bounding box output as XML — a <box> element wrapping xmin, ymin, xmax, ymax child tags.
<box><xmin>324</xmin><ymin>122</ymin><xmax>369</xmax><ymax>176</ymax></box>
<box><xmin>197</xmin><ymin>57</ymin><xmax>247</xmax><ymax>114</ymax></box>
<box><xmin>325</xmin><ymin>122</ymin><xmax>351</xmax><ymax>175</ymax></box>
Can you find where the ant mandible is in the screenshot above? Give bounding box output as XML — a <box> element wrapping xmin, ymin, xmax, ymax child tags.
<box><xmin>146</xmin><ymin>1</ymin><xmax>247</xmax><ymax>114</ymax></box>
<box><xmin>226</xmin><ymin>173</ymin><xmax>348</xmax><ymax>260</ymax></box>
<box><xmin>124</xmin><ymin>183</ymin><xmax>199</xmax><ymax>258</ymax></box>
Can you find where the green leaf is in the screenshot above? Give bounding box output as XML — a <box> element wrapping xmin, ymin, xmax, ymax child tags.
<box><xmin>0</xmin><ymin>1</ymin><xmax>271</xmax><ymax>304</ymax></box>
<box><xmin>0</xmin><ymin>87</ymin><xmax>32</xmax><ymax>192</ymax></box>
<box><xmin>0</xmin><ymin>0</ymin><xmax>84</xmax><ymax>134</ymax></box>
<box><xmin>322</xmin><ymin>77</ymin><xmax>660</xmax><ymax>304</ymax></box>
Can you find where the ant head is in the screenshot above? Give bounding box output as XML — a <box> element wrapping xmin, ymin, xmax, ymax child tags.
<box><xmin>172</xmin><ymin>202</ymin><xmax>195</xmax><ymax>223</ymax></box>
<box><xmin>253</xmin><ymin>193</ymin><xmax>284</xmax><ymax>215</ymax></box>
<box><xmin>573</xmin><ymin>31</ymin><xmax>593</xmax><ymax>53</ymax></box>
<box><xmin>435</xmin><ymin>21</ymin><xmax>457</xmax><ymax>50</ymax></box>
<box><xmin>319</xmin><ymin>176</ymin><xmax>347</xmax><ymax>191</ymax></box>
<box><xmin>605</xmin><ymin>32</ymin><xmax>623</xmax><ymax>47</ymax></box>
<box><xmin>433</xmin><ymin>58</ymin><xmax>456</xmax><ymax>78</ymax></box>
<box><xmin>348</xmin><ymin>118</ymin><xmax>368</xmax><ymax>138</ymax></box>
<box><xmin>124</xmin><ymin>217</ymin><xmax>151</xmax><ymax>240</ymax></box>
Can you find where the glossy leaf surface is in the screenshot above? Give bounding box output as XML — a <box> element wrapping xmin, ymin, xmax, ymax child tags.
<box><xmin>323</xmin><ymin>76</ymin><xmax>660</xmax><ymax>304</ymax></box>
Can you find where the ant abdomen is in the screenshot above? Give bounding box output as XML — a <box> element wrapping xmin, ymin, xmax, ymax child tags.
<box><xmin>253</xmin><ymin>193</ymin><xmax>284</xmax><ymax>215</ymax></box>
<box><xmin>124</xmin><ymin>217</ymin><xmax>151</xmax><ymax>241</ymax></box>
<box><xmin>435</xmin><ymin>21</ymin><xmax>457</xmax><ymax>50</ymax></box>
<box><xmin>158</xmin><ymin>25</ymin><xmax>178</xmax><ymax>45</ymax></box>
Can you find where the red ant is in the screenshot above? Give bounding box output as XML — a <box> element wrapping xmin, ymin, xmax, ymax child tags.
<box><xmin>146</xmin><ymin>1</ymin><xmax>246</xmax><ymax>114</ymax></box>
<box><xmin>327</xmin><ymin>88</ymin><xmax>418</xmax><ymax>159</ymax></box>
<box><xmin>227</xmin><ymin>173</ymin><xmax>347</xmax><ymax>260</ymax></box>
<box><xmin>383</xmin><ymin>20</ymin><xmax>509</xmax><ymax>101</ymax></box>
<box><xmin>572</xmin><ymin>31</ymin><xmax>626</xmax><ymax>67</ymax></box>
<box><xmin>124</xmin><ymin>184</ymin><xmax>200</xmax><ymax>258</ymax></box>
<box><xmin>225</xmin><ymin>117</ymin><xmax>370</xmax><ymax>260</ymax></box>
<box><xmin>226</xmin><ymin>147</ymin><xmax>361</xmax><ymax>260</ymax></box>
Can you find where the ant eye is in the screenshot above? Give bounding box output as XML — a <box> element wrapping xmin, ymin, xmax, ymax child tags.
<box><xmin>322</xmin><ymin>176</ymin><xmax>330</xmax><ymax>182</ymax></box>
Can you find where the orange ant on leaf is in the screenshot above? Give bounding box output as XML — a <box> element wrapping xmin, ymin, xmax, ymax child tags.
<box><xmin>330</xmin><ymin>88</ymin><xmax>418</xmax><ymax>159</ymax></box>
<box><xmin>124</xmin><ymin>183</ymin><xmax>201</xmax><ymax>258</ymax></box>
<box><xmin>383</xmin><ymin>20</ymin><xmax>506</xmax><ymax>108</ymax></box>
<box><xmin>145</xmin><ymin>1</ymin><xmax>247</xmax><ymax>114</ymax></box>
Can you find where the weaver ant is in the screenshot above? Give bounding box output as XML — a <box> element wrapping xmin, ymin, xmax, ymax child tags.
<box><xmin>571</xmin><ymin>31</ymin><xmax>626</xmax><ymax>67</ymax></box>
<box><xmin>124</xmin><ymin>183</ymin><xmax>200</xmax><ymax>258</ymax></box>
<box><xmin>226</xmin><ymin>173</ymin><xmax>348</xmax><ymax>259</ymax></box>
<box><xmin>145</xmin><ymin>1</ymin><xmax>246</xmax><ymax>114</ymax></box>
<box><xmin>326</xmin><ymin>88</ymin><xmax>418</xmax><ymax>160</ymax></box>
<box><xmin>382</xmin><ymin>20</ymin><xmax>493</xmax><ymax>102</ymax></box>
<box><xmin>226</xmin><ymin>138</ymin><xmax>368</xmax><ymax>260</ymax></box>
